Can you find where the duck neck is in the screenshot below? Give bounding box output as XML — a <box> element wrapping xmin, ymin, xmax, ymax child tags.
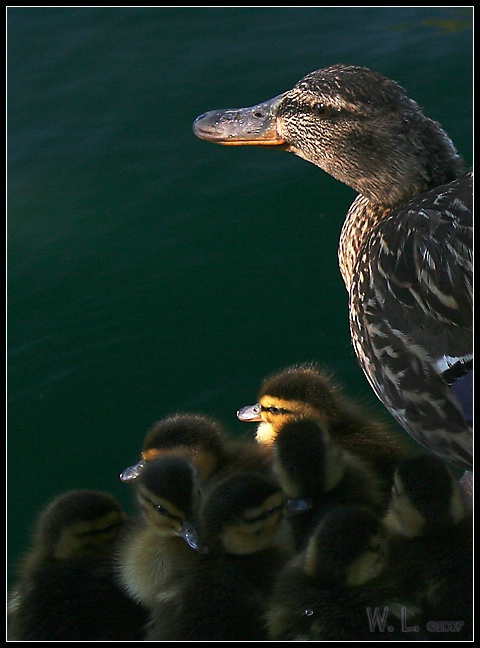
<box><xmin>338</xmin><ymin>195</ymin><xmax>390</xmax><ymax>292</ymax></box>
<box><xmin>335</xmin><ymin>112</ymin><xmax>465</xmax><ymax>291</ymax></box>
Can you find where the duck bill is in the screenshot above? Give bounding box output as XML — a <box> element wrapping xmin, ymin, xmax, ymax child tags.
<box><xmin>237</xmin><ymin>403</ymin><xmax>263</xmax><ymax>422</ymax></box>
<box><xmin>180</xmin><ymin>520</ymin><xmax>201</xmax><ymax>551</ymax></box>
<box><xmin>285</xmin><ymin>497</ymin><xmax>313</xmax><ymax>517</ymax></box>
<box><xmin>193</xmin><ymin>94</ymin><xmax>285</xmax><ymax>146</ymax></box>
<box><xmin>119</xmin><ymin>459</ymin><xmax>145</xmax><ymax>482</ymax></box>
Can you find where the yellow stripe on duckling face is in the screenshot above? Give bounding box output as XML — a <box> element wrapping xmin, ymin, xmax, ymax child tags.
<box><xmin>141</xmin><ymin>447</ymin><xmax>218</xmax><ymax>481</ymax></box>
<box><xmin>54</xmin><ymin>510</ymin><xmax>126</xmax><ymax>560</ymax></box>
<box><xmin>219</xmin><ymin>491</ymin><xmax>285</xmax><ymax>554</ymax></box>
<box><xmin>255</xmin><ymin>396</ymin><xmax>329</xmax><ymax>446</ymax></box>
<box><xmin>139</xmin><ymin>492</ymin><xmax>187</xmax><ymax>537</ymax></box>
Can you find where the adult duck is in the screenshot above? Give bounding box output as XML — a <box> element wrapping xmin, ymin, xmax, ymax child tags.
<box><xmin>193</xmin><ymin>64</ymin><xmax>473</xmax><ymax>471</ymax></box>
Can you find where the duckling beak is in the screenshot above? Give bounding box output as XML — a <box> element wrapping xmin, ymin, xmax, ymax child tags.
<box><xmin>193</xmin><ymin>94</ymin><xmax>286</xmax><ymax>146</ymax></box>
<box><xmin>237</xmin><ymin>403</ymin><xmax>263</xmax><ymax>422</ymax></box>
<box><xmin>180</xmin><ymin>520</ymin><xmax>202</xmax><ymax>551</ymax></box>
<box><xmin>119</xmin><ymin>459</ymin><xmax>146</xmax><ymax>482</ymax></box>
<box><xmin>284</xmin><ymin>497</ymin><xmax>313</xmax><ymax>517</ymax></box>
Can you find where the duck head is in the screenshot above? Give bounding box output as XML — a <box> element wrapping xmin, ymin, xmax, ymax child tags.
<box><xmin>304</xmin><ymin>506</ymin><xmax>387</xmax><ymax>587</ymax></box>
<box><xmin>272</xmin><ymin>418</ymin><xmax>346</xmax><ymax>500</ymax></box>
<box><xmin>120</xmin><ymin>412</ymin><xmax>229</xmax><ymax>484</ymax></box>
<box><xmin>33</xmin><ymin>490</ymin><xmax>127</xmax><ymax>562</ymax></box>
<box><xmin>135</xmin><ymin>456</ymin><xmax>203</xmax><ymax>550</ymax></box>
<box><xmin>384</xmin><ymin>455</ymin><xmax>469</xmax><ymax>538</ymax></box>
<box><xmin>237</xmin><ymin>363</ymin><xmax>336</xmax><ymax>446</ymax></box>
<box><xmin>200</xmin><ymin>472</ymin><xmax>287</xmax><ymax>555</ymax></box>
<box><xmin>193</xmin><ymin>64</ymin><xmax>463</xmax><ymax>206</ymax></box>
<box><xmin>237</xmin><ymin>398</ymin><xmax>326</xmax><ymax>447</ymax></box>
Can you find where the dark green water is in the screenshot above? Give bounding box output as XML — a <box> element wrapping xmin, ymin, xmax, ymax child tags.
<box><xmin>7</xmin><ymin>7</ymin><xmax>473</xmax><ymax>584</ymax></box>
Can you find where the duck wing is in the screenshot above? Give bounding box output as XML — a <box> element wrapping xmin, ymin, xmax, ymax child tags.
<box><xmin>375</xmin><ymin>172</ymin><xmax>472</xmax><ymax>328</ymax></box>
<box><xmin>349</xmin><ymin>173</ymin><xmax>472</xmax><ymax>470</ymax></box>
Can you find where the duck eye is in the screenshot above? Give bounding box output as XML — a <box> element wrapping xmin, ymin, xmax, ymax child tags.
<box><xmin>261</xmin><ymin>405</ymin><xmax>295</xmax><ymax>415</ymax></box>
<box><xmin>312</xmin><ymin>103</ymin><xmax>332</xmax><ymax>118</ymax></box>
<box><xmin>246</xmin><ymin>504</ymin><xmax>283</xmax><ymax>523</ymax></box>
<box><xmin>269</xmin><ymin>504</ymin><xmax>283</xmax><ymax>516</ymax></box>
<box><xmin>263</xmin><ymin>504</ymin><xmax>282</xmax><ymax>519</ymax></box>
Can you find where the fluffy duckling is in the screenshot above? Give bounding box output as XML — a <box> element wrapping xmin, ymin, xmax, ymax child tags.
<box><xmin>194</xmin><ymin>64</ymin><xmax>472</xmax><ymax>472</ymax></box>
<box><xmin>146</xmin><ymin>471</ymin><xmax>292</xmax><ymax>640</ymax></box>
<box><xmin>238</xmin><ymin>362</ymin><xmax>413</xmax><ymax>492</ymax></box>
<box><xmin>120</xmin><ymin>411</ymin><xmax>271</xmax><ymax>485</ymax></box>
<box><xmin>266</xmin><ymin>506</ymin><xmax>422</xmax><ymax>640</ymax></box>
<box><xmin>272</xmin><ymin>417</ymin><xmax>385</xmax><ymax>549</ymax></box>
<box><xmin>120</xmin><ymin>411</ymin><xmax>230</xmax><ymax>482</ymax></box>
<box><xmin>385</xmin><ymin>455</ymin><xmax>473</xmax><ymax>640</ymax></box>
<box><xmin>115</xmin><ymin>455</ymin><xmax>204</xmax><ymax>610</ymax></box>
<box><xmin>8</xmin><ymin>490</ymin><xmax>148</xmax><ymax>640</ymax></box>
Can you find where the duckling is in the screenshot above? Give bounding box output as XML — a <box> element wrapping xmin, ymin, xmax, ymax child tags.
<box><xmin>272</xmin><ymin>417</ymin><xmax>385</xmax><ymax>549</ymax></box>
<box><xmin>8</xmin><ymin>490</ymin><xmax>148</xmax><ymax>640</ymax></box>
<box><xmin>115</xmin><ymin>455</ymin><xmax>203</xmax><ymax>610</ymax></box>
<box><xmin>194</xmin><ymin>64</ymin><xmax>472</xmax><ymax>472</ymax></box>
<box><xmin>266</xmin><ymin>506</ymin><xmax>422</xmax><ymax>640</ymax></box>
<box><xmin>385</xmin><ymin>455</ymin><xmax>473</xmax><ymax>640</ymax></box>
<box><xmin>238</xmin><ymin>362</ymin><xmax>413</xmax><ymax>491</ymax></box>
<box><xmin>120</xmin><ymin>411</ymin><xmax>271</xmax><ymax>485</ymax></box>
<box><xmin>146</xmin><ymin>471</ymin><xmax>292</xmax><ymax>640</ymax></box>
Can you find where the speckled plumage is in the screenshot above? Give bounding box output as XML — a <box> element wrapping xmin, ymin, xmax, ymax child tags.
<box><xmin>343</xmin><ymin>174</ymin><xmax>472</xmax><ymax>471</ymax></box>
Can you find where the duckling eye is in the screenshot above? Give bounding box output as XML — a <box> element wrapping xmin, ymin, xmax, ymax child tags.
<box><xmin>263</xmin><ymin>504</ymin><xmax>283</xmax><ymax>519</ymax></box>
<box><xmin>312</xmin><ymin>103</ymin><xmax>332</xmax><ymax>118</ymax></box>
<box><xmin>268</xmin><ymin>407</ymin><xmax>282</xmax><ymax>415</ymax></box>
<box><xmin>154</xmin><ymin>503</ymin><xmax>168</xmax><ymax>515</ymax></box>
<box><xmin>261</xmin><ymin>405</ymin><xmax>294</xmax><ymax>416</ymax></box>
<box><xmin>247</xmin><ymin>504</ymin><xmax>283</xmax><ymax>523</ymax></box>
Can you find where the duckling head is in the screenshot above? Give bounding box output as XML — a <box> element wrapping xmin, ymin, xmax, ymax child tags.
<box><xmin>200</xmin><ymin>472</ymin><xmax>286</xmax><ymax>555</ymax></box>
<box><xmin>304</xmin><ymin>507</ymin><xmax>387</xmax><ymax>587</ymax></box>
<box><xmin>194</xmin><ymin>64</ymin><xmax>463</xmax><ymax>207</ymax></box>
<box><xmin>272</xmin><ymin>417</ymin><xmax>346</xmax><ymax>500</ymax></box>
<box><xmin>31</xmin><ymin>490</ymin><xmax>127</xmax><ymax>562</ymax></box>
<box><xmin>237</xmin><ymin>363</ymin><xmax>337</xmax><ymax>446</ymax></box>
<box><xmin>120</xmin><ymin>412</ymin><xmax>229</xmax><ymax>483</ymax></box>
<box><xmin>135</xmin><ymin>456</ymin><xmax>202</xmax><ymax>550</ymax></box>
<box><xmin>384</xmin><ymin>455</ymin><xmax>468</xmax><ymax>538</ymax></box>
